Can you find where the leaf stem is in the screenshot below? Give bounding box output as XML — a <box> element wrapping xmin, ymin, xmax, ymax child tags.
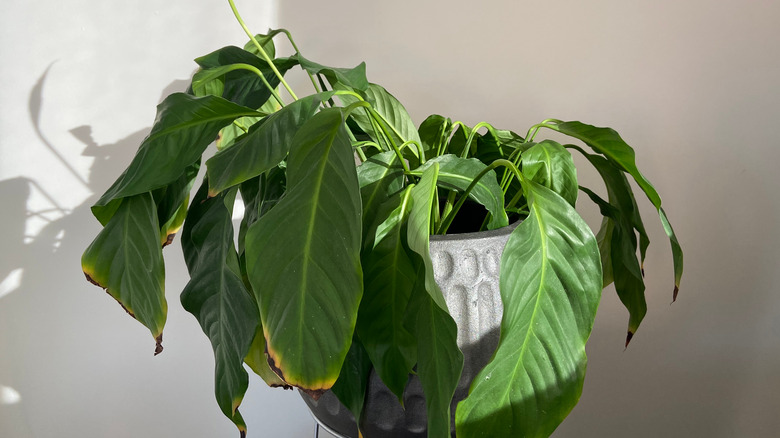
<box><xmin>437</xmin><ymin>159</ymin><xmax>522</xmax><ymax>234</ymax></box>
<box><xmin>228</xmin><ymin>0</ymin><xmax>298</xmax><ymax>100</ymax></box>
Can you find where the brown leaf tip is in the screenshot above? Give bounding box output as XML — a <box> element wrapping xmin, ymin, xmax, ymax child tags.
<box><xmin>154</xmin><ymin>334</ymin><xmax>164</xmax><ymax>356</ymax></box>
<box><xmin>239</xmin><ymin>431</ymin><xmax>246</xmax><ymax>438</ymax></box>
<box><xmin>625</xmin><ymin>330</ymin><xmax>634</xmax><ymax>348</ymax></box>
<box><xmin>673</xmin><ymin>285</ymin><xmax>679</xmax><ymax>302</ymax></box>
<box><xmin>84</xmin><ymin>272</ymin><xmax>102</xmax><ymax>288</ymax></box>
<box><xmin>162</xmin><ymin>233</ymin><xmax>176</xmax><ymax>248</ymax></box>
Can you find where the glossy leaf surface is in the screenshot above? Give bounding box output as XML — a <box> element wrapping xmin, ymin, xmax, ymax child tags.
<box><xmin>419</xmin><ymin>154</ymin><xmax>508</xmax><ymax>230</ymax></box>
<box><xmin>549</xmin><ymin>121</ymin><xmax>683</xmax><ymax>297</ymax></box>
<box><xmin>406</xmin><ymin>164</ymin><xmax>463</xmax><ymax>438</ymax></box>
<box><xmin>93</xmin><ymin>93</ymin><xmax>260</xmax><ymax>224</ymax></box>
<box><xmin>356</xmin><ymin>188</ymin><xmax>417</xmax><ymax>400</ymax></box>
<box><xmin>339</xmin><ymin>83</ymin><xmax>421</xmax><ymax>152</ymax></box>
<box><xmin>206</xmin><ymin>91</ymin><xmax>336</xmax><ymax>195</ymax></box>
<box><xmin>245</xmin><ymin>108</ymin><xmax>363</xmax><ymax>395</ymax></box>
<box><xmin>331</xmin><ymin>338</ymin><xmax>372</xmax><ymax>433</ymax></box>
<box><xmin>521</xmin><ymin>140</ymin><xmax>578</xmax><ymax>207</ymax></box>
<box><xmin>82</xmin><ymin>193</ymin><xmax>166</xmax><ymax>354</ymax></box>
<box><xmin>456</xmin><ymin>180</ymin><xmax>601</xmax><ymax>438</ymax></box>
<box><xmin>357</xmin><ymin>150</ymin><xmax>405</xmax><ymax>243</ymax></box>
<box><xmin>180</xmin><ymin>184</ymin><xmax>258</xmax><ymax>434</ymax></box>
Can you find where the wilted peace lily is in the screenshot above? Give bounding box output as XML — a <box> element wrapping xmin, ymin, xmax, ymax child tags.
<box><xmin>81</xmin><ymin>1</ymin><xmax>683</xmax><ymax>437</ymax></box>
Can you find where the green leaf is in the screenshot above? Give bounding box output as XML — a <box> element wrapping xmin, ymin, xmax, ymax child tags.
<box><xmin>82</xmin><ymin>193</ymin><xmax>166</xmax><ymax>354</ymax></box>
<box><xmin>521</xmin><ymin>140</ymin><xmax>578</xmax><ymax>207</ymax></box>
<box><xmin>418</xmin><ymin>154</ymin><xmax>509</xmax><ymax>230</ymax></box>
<box><xmin>194</xmin><ymin>45</ymin><xmax>298</xmax><ymax>108</ymax></box>
<box><xmin>92</xmin><ymin>93</ymin><xmax>261</xmax><ymax>224</ymax></box>
<box><xmin>357</xmin><ymin>150</ymin><xmax>405</xmax><ymax>243</ymax></box>
<box><xmin>548</xmin><ymin>121</ymin><xmax>682</xmax><ymax>297</ymax></box>
<box><xmin>294</xmin><ymin>53</ymin><xmax>368</xmax><ymax>91</ymax></box>
<box><xmin>153</xmin><ymin>160</ymin><xmax>200</xmax><ymax>246</ymax></box>
<box><xmin>338</xmin><ymin>83</ymin><xmax>422</xmax><ymax>154</ymax></box>
<box><xmin>244</xmin><ymin>324</ymin><xmax>290</xmax><ymax>388</ymax></box>
<box><xmin>237</xmin><ymin>167</ymin><xmax>286</xmax><ymax>256</ymax></box>
<box><xmin>579</xmin><ymin>185</ymin><xmax>646</xmax><ymax>345</ymax></box>
<box><xmin>406</xmin><ymin>163</ymin><xmax>464</xmax><ymax>438</ymax></box>
<box><xmin>418</xmin><ymin>114</ymin><xmax>451</xmax><ymax>157</ymax></box>
<box><xmin>245</xmin><ymin>108</ymin><xmax>363</xmax><ymax>396</ymax></box>
<box><xmin>206</xmin><ymin>91</ymin><xmax>337</xmax><ymax>195</ymax></box>
<box><xmin>456</xmin><ymin>180</ymin><xmax>602</xmax><ymax>438</ymax></box>
<box><xmin>216</xmin><ymin>116</ymin><xmax>263</xmax><ymax>151</ymax></box>
<box><xmin>331</xmin><ymin>337</ymin><xmax>372</xmax><ymax>433</ymax></box>
<box><xmin>180</xmin><ymin>183</ymin><xmax>258</xmax><ymax>435</ymax></box>
<box><xmin>356</xmin><ymin>187</ymin><xmax>417</xmax><ymax>401</ymax></box>
<box><xmin>243</xmin><ymin>31</ymin><xmax>281</xmax><ymax>59</ymax></box>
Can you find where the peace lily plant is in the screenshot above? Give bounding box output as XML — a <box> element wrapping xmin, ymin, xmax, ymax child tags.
<box><xmin>81</xmin><ymin>1</ymin><xmax>683</xmax><ymax>437</ymax></box>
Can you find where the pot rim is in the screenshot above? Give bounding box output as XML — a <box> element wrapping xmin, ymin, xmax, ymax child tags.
<box><xmin>429</xmin><ymin>221</ymin><xmax>519</xmax><ymax>243</ymax></box>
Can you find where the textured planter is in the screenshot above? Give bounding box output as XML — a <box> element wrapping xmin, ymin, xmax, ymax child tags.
<box><xmin>302</xmin><ymin>222</ymin><xmax>517</xmax><ymax>437</ymax></box>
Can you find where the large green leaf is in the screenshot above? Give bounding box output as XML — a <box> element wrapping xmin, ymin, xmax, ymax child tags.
<box><xmin>92</xmin><ymin>93</ymin><xmax>261</xmax><ymax>224</ymax></box>
<box><xmin>579</xmin><ymin>185</ymin><xmax>646</xmax><ymax>345</ymax></box>
<box><xmin>338</xmin><ymin>83</ymin><xmax>422</xmax><ymax>154</ymax></box>
<box><xmin>456</xmin><ymin>180</ymin><xmax>602</xmax><ymax>438</ymax></box>
<box><xmin>418</xmin><ymin>154</ymin><xmax>509</xmax><ymax>230</ymax></box>
<box><xmin>521</xmin><ymin>140</ymin><xmax>578</xmax><ymax>207</ymax></box>
<box><xmin>356</xmin><ymin>188</ymin><xmax>417</xmax><ymax>401</ymax></box>
<box><xmin>82</xmin><ymin>193</ymin><xmax>166</xmax><ymax>354</ymax></box>
<box><xmin>180</xmin><ymin>183</ymin><xmax>258</xmax><ymax>435</ymax></box>
<box><xmin>405</xmin><ymin>164</ymin><xmax>464</xmax><ymax>438</ymax></box>
<box><xmin>206</xmin><ymin>91</ymin><xmax>337</xmax><ymax>195</ymax></box>
<box><xmin>193</xmin><ymin>45</ymin><xmax>298</xmax><ymax>108</ymax></box>
<box><xmin>294</xmin><ymin>53</ymin><xmax>368</xmax><ymax>91</ymax></box>
<box><xmin>244</xmin><ymin>108</ymin><xmax>363</xmax><ymax>396</ymax></box>
<box><xmin>548</xmin><ymin>121</ymin><xmax>682</xmax><ymax>298</ymax></box>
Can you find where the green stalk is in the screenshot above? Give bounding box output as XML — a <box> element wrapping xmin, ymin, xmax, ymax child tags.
<box><xmin>460</xmin><ymin>121</ymin><xmax>495</xmax><ymax>158</ymax></box>
<box><xmin>228</xmin><ymin>0</ymin><xmax>298</xmax><ymax>100</ymax></box>
<box><xmin>277</xmin><ymin>28</ymin><xmax>322</xmax><ymax>94</ymax></box>
<box><xmin>437</xmin><ymin>159</ymin><xmax>522</xmax><ymax>234</ymax></box>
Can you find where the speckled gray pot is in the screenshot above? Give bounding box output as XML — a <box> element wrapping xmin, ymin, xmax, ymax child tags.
<box><xmin>302</xmin><ymin>223</ymin><xmax>516</xmax><ymax>438</ymax></box>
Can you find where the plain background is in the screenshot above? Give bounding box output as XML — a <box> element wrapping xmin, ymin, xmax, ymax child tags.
<box><xmin>1</xmin><ymin>0</ymin><xmax>779</xmax><ymax>436</ymax></box>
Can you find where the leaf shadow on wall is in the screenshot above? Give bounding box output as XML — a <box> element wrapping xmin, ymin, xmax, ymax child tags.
<box><xmin>0</xmin><ymin>66</ymin><xmax>190</xmax><ymax>436</ymax></box>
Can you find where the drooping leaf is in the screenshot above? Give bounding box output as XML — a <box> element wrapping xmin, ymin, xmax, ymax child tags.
<box><xmin>243</xmin><ymin>324</ymin><xmax>290</xmax><ymax>388</ymax></box>
<box><xmin>456</xmin><ymin>180</ymin><xmax>602</xmax><ymax>438</ymax></box>
<box><xmin>180</xmin><ymin>183</ymin><xmax>258</xmax><ymax>435</ymax></box>
<box><xmin>521</xmin><ymin>140</ymin><xmax>578</xmax><ymax>207</ymax></box>
<box><xmin>579</xmin><ymin>185</ymin><xmax>646</xmax><ymax>345</ymax></box>
<box><xmin>356</xmin><ymin>188</ymin><xmax>417</xmax><ymax>401</ymax></box>
<box><xmin>82</xmin><ymin>193</ymin><xmax>166</xmax><ymax>354</ymax></box>
<box><xmin>418</xmin><ymin>154</ymin><xmax>509</xmax><ymax>230</ymax></box>
<box><xmin>331</xmin><ymin>337</ymin><xmax>372</xmax><ymax>433</ymax></box>
<box><xmin>92</xmin><ymin>93</ymin><xmax>261</xmax><ymax>224</ymax></box>
<box><xmin>244</xmin><ymin>108</ymin><xmax>363</xmax><ymax>396</ymax></box>
<box><xmin>548</xmin><ymin>121</ymin><xmax>682</xmax><ymax>297</ymax></box>
<box><xmin>243</xmin><ymin>31</ymin><xmax>281</xmax><ymax>59</ymax></box>
<box><xmin>337</xmin><ymin>83</ymin><xmax>422</xmax><ymax>156</ymax></box>
<box><xmin>206</xmin><ymin>91</ymin><xmax>337</xmax><ymax>195</ymax></box>
<box><xmin>194</xmin><ymin>45</ymin><xmax>298</xmax><ymax>108</ymax></box>
<box><xmin>153</xmin><ymin>160</ymin><xmax>200</xmax><ymax>246</ymax></box>
<box><xmin>294</xmin><ymin>53</ymin><xmax>369</xmax><ymax>91</ymax></box>
<box><xmin>405</xmin><ymin>163</ymin><xmax>464</xmax><ymax>438</ymax></box>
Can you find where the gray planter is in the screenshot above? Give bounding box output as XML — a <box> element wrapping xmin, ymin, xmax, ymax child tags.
<box><xmin>302</xmin><ymin>223</ymin><xmax>516</xmax><ymax>438</ymax></box>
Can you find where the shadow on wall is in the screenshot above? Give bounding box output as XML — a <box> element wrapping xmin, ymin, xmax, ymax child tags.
<box><xmin>0</xmin><ymin>67</ymin><xmax>189</xmax><ymax>436</ymax></box>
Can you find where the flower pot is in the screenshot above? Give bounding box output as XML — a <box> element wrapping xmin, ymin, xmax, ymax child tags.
<box><xmin>301</xmin><ymin>222</ymin><xmax>516</xmax><ymax>437</ymax></box>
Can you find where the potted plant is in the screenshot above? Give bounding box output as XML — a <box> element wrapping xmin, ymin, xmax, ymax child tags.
<box><xmin>81</xmin><ymin>1</ymin><xmax>683</xmax><ymax>437</ymax></box>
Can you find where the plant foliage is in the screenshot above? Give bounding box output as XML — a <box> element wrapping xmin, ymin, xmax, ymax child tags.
<box><xmin>82</xmin><ymin>4</ymin><xmax>683</xmax><ymax>437</ymax></box>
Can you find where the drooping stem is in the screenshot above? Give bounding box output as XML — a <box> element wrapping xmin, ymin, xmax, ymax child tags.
<box><xmin>194</xmin><ymin>63</ymin><xmax>285</xmax><ymax>107</ymax></box>
<box><xmin>277</xmin><ymin>28</ymin><xmax>322</xmax><ymax>94</ymax></box>
<box><xmin>228</xmin><ymin>0</ymin><xmax>298</xmax><ymax>100</ymax></box>
<box><xmin>460</xmin><ymin>121</ymin><xmax>496</xmax><ymax>158</ymax></box>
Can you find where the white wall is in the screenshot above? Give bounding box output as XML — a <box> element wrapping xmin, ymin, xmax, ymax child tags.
<box><xmin>1</xmin><ymin>0</ymin><xmax>779</xmax><ymax>437</ymax></box>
